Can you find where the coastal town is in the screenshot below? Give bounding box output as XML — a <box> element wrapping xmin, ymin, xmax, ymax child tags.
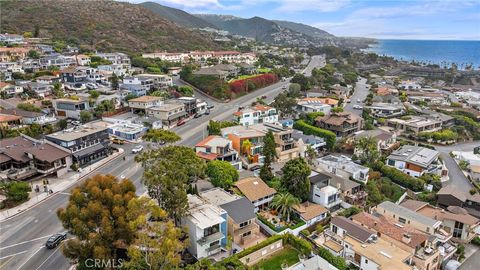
<box><xmin>1</xmin><ymin>1</ymin><xmax>480</xmax><ymax>270</ymax></box>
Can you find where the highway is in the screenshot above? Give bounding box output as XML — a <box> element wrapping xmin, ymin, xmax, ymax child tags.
<box><xmin>0</xmin><ymin>55</ymin><xmax>326</xmax><ymax>270</ymax></box>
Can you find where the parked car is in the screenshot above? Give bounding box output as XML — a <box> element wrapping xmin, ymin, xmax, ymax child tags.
<box><xmin>194</xmin><ymin>113</ymin><xmax>202</xmax><ymax>119</ymax></box>
<box><xmin>249</xmin><ymin>165</ymin><xmax>261</xmax><ymax>171</ymax></box>
<box><xmin>261</xmin><ymin>95</ymin><xmax>267</xmax><ymax>99</ymax></box>
<box><xmin>71</xmin><ymin>121</ymin><xmax>81</xmax><ymax>126</ymax></box>
<box><xmin>357</xmin><ymin>99</ymin><xmax>362</xmax><ymax>103</ymax></box>
<box><xmin>111</xmin><ymin>137</ymin><xmax>125</xmax><ymax>145</ymax></box>
<box><xmin>132</xmin><ymin>145</ymin><xmax>144</xmax><ymax>154</ymax></box>
<box><xmin>205</xmin><ymin>109</ymin><xmax>210</xmax><ymax>115</ymax></box>
<box><xmin>86</xmin><ymin>83</ymin><xmax>97</xmax><ymax>90</ymax></box>
<box><xmin>353</xmin><ymin>105</ymin><xmax>363</xmax><ymax>110</ymax></box>
<box><xmin>46</xmin><ymin>232</ymin><xmax>67</xmax><ymax>249</ymax></box>
<box><xmin>207</xmin><ymin>104</ymin><xmax>215</xmax><ymax>109</ymax></box>
<box><xmin>177</xmin><ymin>119</ymin><xmax>186</xmax><ymax>126</ymax></box>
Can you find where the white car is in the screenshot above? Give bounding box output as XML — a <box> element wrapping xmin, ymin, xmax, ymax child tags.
<box><xmin>132</xmin><ymin>145</ymin><xmax>144</xmax><ymax>154</ymax></box>
<box><xmin>353</xmin><ymin>105</ymin><xmax>363</xmax><ymax>110</ymax></box>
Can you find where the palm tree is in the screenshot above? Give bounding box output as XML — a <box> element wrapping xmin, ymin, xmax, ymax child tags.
<box><xmin>270</xmin><ymin>193</ymin><xmax>300</xmax><ymax>223</ymax></box>
<box><xmin>241</xmin><ymin>139</ymin><xmax>252</xmax><ymax>156</ymax></box>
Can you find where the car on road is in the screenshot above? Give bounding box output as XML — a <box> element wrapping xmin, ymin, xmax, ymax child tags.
<box><xmin>46</xmin><ymin>232</ymin><xmax>67</xmax><ymax>249</ymax></box>
<box><xmin>353</xmin><ymin>105</ymin><xmax>363</xmax><ymax>110</ymax></box>
<box><xmin>177</xmin><ymin>119</ymin><xmax>186</xmax><ymax>126</ymax></box>
<box><xmin>261</xmin><ymin>95</ymin><xmax>267</xmax><ymax>99</ymax></box>
<box><xmin>207</xmin><ymin>104</ymin><xmax>215</xmax><ymax>109</ymax></box>
<box><xmin>249</xmin><ymin>165</ymin><xmax>261</xmax><ymax>171</ymax></box>
<box><xmin>194</xmin><ymin>113</ymin><xmax>202</xmax><ymax>118</ymax></box>
<box><xmin>357</xmin><ymin>99</ymin><xmax>362</xmax><ymax>103</ymax></box>
<box><xmin>111</xmin><ymin>137</ymin><xmax>125</xmax><ymax>145</ymax></box>
<box><xmin>86</xmin><ymin>83</ymin><xmax>97</xmax><ymax>90</ymax></box>
<box><xmin>282</xmin><ymin>85</ymin><xmax>287</xmax><ymax>90</ymax></box>
<box><xmin>132</xmin><ymin>145</ymin><xmax>144</xmax><ymax>154</ymax></box>
<box><xmin>71</xmin><ymin>121</ymin><xmax>81</xmax><ymax>126</ymax></box>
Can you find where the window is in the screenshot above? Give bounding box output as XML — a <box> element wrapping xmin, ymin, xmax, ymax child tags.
<box><xmin>204</xmin><ymin>224</ymin><xmax>220</xmax><ymax>237</ymax></box>
<box><xmin>239</xmin><ymin>220</ymin><xmax>250</xmax><ymax>228</ymax></box>
<box><xmin>242</xmin><ymin>231</ymin><xmax>251</xmax><ymax>237</ymax></box>
<box><xmin>365</xmin><ymin>259</ymin><xmax>368</xmax><ymax>264</ymax></box>
<box><xmin>398</xmin><ymin>217</ymin><xmax>406</xmax><ymax>224</ymax></box>
<box><xmin>332</xmin><ymin>225</ymin><xmax>338</xmax><ymax>234</ymax></box>
<box><xmin>388</xmin><ymin>159</ymin><xmax>395</xmax><ymax>166</ymax></box>
<box><xmin>453</xmin><ymin>221</ymin><xmax>464</xmax><ymax>238</ymax></box>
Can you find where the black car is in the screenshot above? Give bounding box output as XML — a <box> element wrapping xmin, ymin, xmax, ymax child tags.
<box><xmin>207</xmin><ymin>104</ymin><xmax>215</xmax><ymax>109</ymax></box>
<box><xmin>45</xmin><ymin>232</ymin><xmax>67</xmax><ymax>249</ymax></box>
<box><xmin>194</xmin><ymin>113</ymin><xmax>202</xmax><ymax>118</ymax></box>
<box><xmin>249</xmin><ymin>165</ymin><xmax>261</xmax><ymax>171</ymax></box>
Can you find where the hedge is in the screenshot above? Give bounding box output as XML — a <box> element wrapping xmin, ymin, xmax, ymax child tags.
<box><xmin>293</xmin><ymin>120</ymin><xmax>336</xmax><ymax>149</ymax></box>
<box><xmin>236</xmin><ymin>234</ymin><xmax>284</xmax><ymax>258</ymax></box>
<box><xmin>257</xmin><ymin>214</ymin><xmax>305</xmax><ymax>232</ymax></box>
<box><xmin>317</xmin><ymin>246</ymin><xmax>347</xmax><ymax>270</ymax></box>
<box><xmin>283</xmin><ymin>233</ymin><xmax>312</xmax><ymax>256</ymax></box>
<box><xmin>472</xmin><ymin>236</ymin><xmax>480</xmax><ymax>246</ymax></box>
<box><xmin>377</xmin><ymin>164</ymin><xmax>425</xmax><ymax>192</ymax></box>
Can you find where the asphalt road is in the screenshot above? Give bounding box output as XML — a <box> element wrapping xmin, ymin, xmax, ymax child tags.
<box><xmin>0</xmin><ymin>56</ymin><xmax>325</xmax><ymax>270</ymax></box>
<box><xmin>303</xmin><ymin>55</ymin><xmax>325</xmax><ymax>77</ymax></box>
<box><xmin>344</xmin><ymin>77</ymin><xmax>369</xmax><ymax>114</ymax></box>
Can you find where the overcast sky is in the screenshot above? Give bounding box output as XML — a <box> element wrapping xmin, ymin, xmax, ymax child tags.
<box><xmin>126</xmin><ymin>0</ymin><xmax>480</xmax><ymax>40</ymax></box>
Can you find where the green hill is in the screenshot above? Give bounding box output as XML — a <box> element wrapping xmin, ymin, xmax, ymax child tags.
<box><xmin>0</xmin><ymin>0</ymin><xmax>221</xmax><ymax>53</ymax></box>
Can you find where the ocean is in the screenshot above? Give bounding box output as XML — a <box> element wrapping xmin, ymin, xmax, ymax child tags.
<box><xmin>364</xmin><ymin>39</ymin><xmax>480</xmax><ymax>70</ymax></box>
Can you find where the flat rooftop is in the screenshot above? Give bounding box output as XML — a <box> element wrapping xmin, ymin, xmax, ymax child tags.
<box><xmin>187</xmin><ymin>194</ymin><xmax>226</xmax><ymax>229</ymax></box>
<box><xmin>200</xmin><ymin>188</ymin><xmax>240</xmax><ymax>206</ymax></box>
<box><xmin>377</xmin><ymin>201</ymin><xmax>441</xmax><ymax>229</ymax></box>
<box><xmin>46</xmin><ymin>124</ymin><xmax>108</xmax><ymax>142</ymax></box>
<box><xmin>388</xmin><ymin>145</ymin><xmax>439</xmax><ymax>168</ymax></box>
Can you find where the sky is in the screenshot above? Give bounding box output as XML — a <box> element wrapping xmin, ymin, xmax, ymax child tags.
<box><xmin>127</xmin><ymin>0</ymin><xmax>480</xmax><ymax>40</ymax></box>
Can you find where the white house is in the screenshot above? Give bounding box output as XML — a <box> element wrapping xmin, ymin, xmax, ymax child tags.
<box><xmin>386</xmin><ymin>145</ymin><xmax>441</xmax><ymax>177</ymax></box>
<box><xmin>315</xmin><ymin>155</ymin><xmax>370</xmax><ymax>184</ymax></box>
<box><xmin>181</xmin><ymin>194</ymin><xmax>228</xmax><ymax>259</ymax></box>
<box><xmin>308</xmin><ymin>171</ymin><xmax>342</xmax><ymax>210</ymax></box>
<box><xmin>233</xmin><ymin>105</ymin><xmax>278</xmax><ymax>126</ymax></box>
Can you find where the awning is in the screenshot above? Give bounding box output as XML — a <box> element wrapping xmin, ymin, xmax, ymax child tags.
<box><xmin>73</xmin><ymin>144</ymin><xmax>106</xmax><ymax>158</ymax></box>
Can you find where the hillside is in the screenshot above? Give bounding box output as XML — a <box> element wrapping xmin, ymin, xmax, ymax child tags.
<box><xmin>194</xmin><ymin>14</ymin><xmax>243</xmax><ymax>29</ymax></box>
<box><xmin>221</xmin><ymin>17</ymin><xmax>282</xmax><ymax>41</ymax></box>
<box><xmin>0</xmin><ymin>0</ymin><xmax>221</xmax><ymax>53</ymax></box>
<box><xmin>272</xmin><ymin>20</ymin><xmax>335</xmax><ymax>39</ymax></box>
<box><xmin>140</xmin><ymin>1</ymin><xmax>216</xmax><ymax>29</ymax></box>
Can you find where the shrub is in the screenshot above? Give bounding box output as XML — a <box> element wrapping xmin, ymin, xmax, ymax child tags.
<box><xmin>338</xmin><ymin>206</ymin><xmax>362</xmax><ymax>218</ymax></box>
<box><xmin>300</xmin><ymin>229</ymin><xmax>310</xmax><ymax>237</ymax></box>
<box><xmin>317</xmin><ymin>246</ymin><xmax>347</xmax><ymax>270</ymax></box>
<box><xmin>4</xmin><ymin>181</ymin><xmax>31</xmax><ymax>202</ymax></box>
<box><xmin>472</xmin><ymin>236</ymin><xmax>480</xmax><ymax>246</ymax></box>
<box><xmin>17</xmin><ymin>103</ymin><xmax>42</xmax><ymax>112</ymax></box>
<box><xmin>293</xmin><ymin>120</ymin><xmax>336</xmax><ymax>149</ymax></box>
<box><xmin>283</xmin><ymin>233</ymin><xmax>312</xmax><ymax>256</ymax></box>
<box><xmin>378</xmin><ymin>164</ymin><xmax>425</xmax><ymax>191</ymax></box>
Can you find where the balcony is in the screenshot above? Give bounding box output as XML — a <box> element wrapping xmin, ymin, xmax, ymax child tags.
<box><xmin>198</xmin><ymin>231</ymin><xmax>224</xmax><ymax>246</ymax></box>
<box><xmin>235</xmin><ymin>222</ymin><xmax>259</xmax><ymax>236</ymax></box>
<box><xmin>345</xmin><ymin>191</ymin><xmax>368</xmax><ymax>205</ymax></box>
<box><xmin>206</xmin><ymin>243</ymin><xmax>222</xmax><ymax>253</ymax></box>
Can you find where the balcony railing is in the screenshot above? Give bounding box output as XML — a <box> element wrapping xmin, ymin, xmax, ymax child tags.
<box><xmin>198</xmin><ymin>231</ymin><xmax>223</xmax><ymax>246</ymax></box>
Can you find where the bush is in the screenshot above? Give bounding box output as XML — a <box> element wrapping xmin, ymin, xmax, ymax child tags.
<box><xmin>472</xmin><ymin>236</ymin><xmax>480</xmax><ymax>246</ymax></box>
<box><xmin>317</xmin><ymin>247</ymin><xmax>347</xmax><ymax>270</ymax></box>
<box><xmin>229</xmin><ymin>73</ymin><xmax>278</xmax><ymax>95</ymax></box>
<box><xmin>4</xmin><ymin>181</ymin><xmax>31</xmax><ymax>202</ymax></box>
<box><xmin>17</xmin><ymin>103</ymin><xmax>42</xmax><ymax>112</ymax></box>
<box><xmin>206</xmin><ymin>160</ymin><xmax>239</xmax><ymax>189</ymax></box>
<box><xmin>378</xmin><ymin>164</ymin><xmax>425</xmax><ymax>191</ymax></box>
<box><xmin>293</xmin><ymin>120</ymin><xmax>336</xmax><ymax>149</ymax></box>
<box><xmin>300</xmin><ymin>229</ymin><xmax>310</xmax><ymax>237</ymax></box>
<box><xmin>283</xmin><ymin>233</ymin><xmax>312</xmax><ymax>256</ymax></box>
<box><xmin>338</xmin><ymin>206</ymin><xmax>362</xmax><ymax>218</ymax></box>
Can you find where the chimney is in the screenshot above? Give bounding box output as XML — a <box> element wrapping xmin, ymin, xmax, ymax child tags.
<box><xmin>402</xmin><ymin>233</ymin><xmax>411</xmax><ymax>244</ymax></box>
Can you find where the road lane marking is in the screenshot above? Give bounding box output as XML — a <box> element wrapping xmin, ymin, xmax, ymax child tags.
<box><xmin>0</xmin><ymin>250</ymin><xmax>28</xmax><ymax>260</ymax></box>
<box><xmin>0</xmin><ymin>255</ymin><xmax>15</xmax><ymax>269</ymax></box>
<box><xmin>34</xmin><ymin>243</ymin><xmax>63</xmax><ymax>270</ymax></box>
<box><xmin>0</xmin><ymin>232</ymin><xmax>66</xmax><ymax>250</ymax></box>
<box><xmin>59</xmin><ymin>192</ymin><xmax>71</xmax><ymax>196</ymax></box>
<box><xmin>16</xmin><ymin>246</ymin><xmax>42</xmax><ymax>270</ymax></box>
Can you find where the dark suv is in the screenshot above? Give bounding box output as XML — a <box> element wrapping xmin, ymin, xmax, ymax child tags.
<box><xmin>45</xmin><ymin>232</ymin><xmax>67</xmax><ymax>249</ymax></box>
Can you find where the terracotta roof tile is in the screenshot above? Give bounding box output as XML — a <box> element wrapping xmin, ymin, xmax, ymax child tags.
<box><xmin>234</xmin><ymin>177</ymin><xmax>276</xmax><ymax>202</ymax></box>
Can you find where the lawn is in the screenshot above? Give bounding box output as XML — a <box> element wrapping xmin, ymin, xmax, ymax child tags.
<box><xmin>228</xmin><ymin>74</ymin><xmax>264</xmax><ymax>83</ymax></box>
<box><xmin>257</xmin><ymin>68</ymin><xmax>271</xmax><ymax>73</ymax></box>
<box><xmin>253</xmin><ymin>247</ymin><xmax>300</xmax><ymax>270</ymax></box>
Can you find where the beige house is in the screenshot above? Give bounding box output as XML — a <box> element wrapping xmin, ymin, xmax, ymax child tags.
<box><xmin>146</xmin><ymin>102</ymin><xmax>186</xmax><ymax>126</ymax></box>
<box><xmin>128</xmin><ymin>96</ymin><xmax>163</xmax><ymax>113</ymax></box>
<box><xmin>234</xmin><ymin>177</ymin><xmax>277</xmax><ymax>212</ymax></box>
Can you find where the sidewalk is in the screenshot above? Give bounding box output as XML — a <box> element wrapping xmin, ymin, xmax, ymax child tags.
<box><xmin>0</xmin><ymin>148</ymin><xmax>124</xmax><ymax>222</ymax></box>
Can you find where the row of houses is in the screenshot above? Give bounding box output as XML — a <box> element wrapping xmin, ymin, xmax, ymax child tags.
<box><xmin>142</xmin><ymin>50</ymin><xmax>257</xmax><ymax>65</ymax></box>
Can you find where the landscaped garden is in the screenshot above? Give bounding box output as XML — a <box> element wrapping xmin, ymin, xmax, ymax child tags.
<box><xmin>252</xmin><ymin>247</ymin><xmax>300</xmax><ymax>270</ymax></box>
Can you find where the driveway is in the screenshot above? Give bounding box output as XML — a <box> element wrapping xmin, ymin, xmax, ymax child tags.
<box><xmin>345</xmin><ymin>77</ymin><xmax>369</xmax><ymax>113</ymax></box>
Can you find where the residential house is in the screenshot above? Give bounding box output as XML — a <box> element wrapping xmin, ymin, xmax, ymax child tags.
<box><xmin>182</xmin><ymin>194</ymin><xmax>228</xmax><ymax>259</ymax></box>
<box><xmin>221</xmin><ymin>125</ymin><xmax>266</xmax><ymax>165</ymax></box>
<box><xmin>352</xmin><ymin>129</ymin><xmax>397</xmax><ymax>153</ymax></box>
<box><xmin>24</xmin><ymin>82</ymin><xmax>52</xmax><ymax>97</ymax></box>
<box><xmin>401</xmin><ymin>199</ymin><xmax>479</xmax><ymax>243</ymax></box>
<box><xmin>314</xmin><ymin>155</ymin><xmax>370</xmax><ymax>184</ymax></box>
<box><xmin>46</xmin><ymin>124</ymin><xmax>111</xmax><ymax>167</ymax></box>
<box><xmin>121</xmin><ymin>76</ymin><xmax>155</xmax><ymax>96</ymax></box>
<box><xmin>135</xmin><ymin>74</ymin><xmax>173</xmax><ymax>89</ymax></box>
<box><xmin>128</xmin><ymin>95</ymin><xmax>163</xmax><ymax>113</ymax></box>
<box><xmin>400</xmin><ymin>80</ymin><xmax>422</xmax><ymax>90</ymax></box>
<box><xmin>0</xmin><ymin>82</ymin><xmax>23</xmax><ymax>96</ymax></box>
<box><xmin>386</xmin><ymin>145</ymin><xmax>442</xmax><ymax>177</ymax></box>
<box><xmin>53</xmin><ymin>98</ymin><xmax>91</xmax><ymax>120</ymax></box>
<box><xmin>35</xmin><ymin>75</ymin><xmax>61</xmax><ymax>85</ymax></box>
<box><xmin>195</xmin><ymin>135</ymin><xmax>241</xmax><ymax>170</ymax></box>
<box><xmin>176</xmin><ymin>97</ymin><xmax>198</xmax><ymax>116</ymax></box>
<box><xmin>39</xmin><ymin>54</ymin><xmax>76</xmax><ymax>69</ymax></box>
<box><xmin>352</xmin><ymin>212</ymin><xmax>442</xmax><ymax>270</ymax></box>
<box><xmin>238</xmin><ymin>63</ymin><xmax>256</xmax><ymax>74</ymax></box>
<box><xmin>0</xmin><ymin>135</ymin><xmax>72</xmax><ymax>180</ymax></box>
<box><xmin>286</xmin><ymin>255</ymin><xmax>339</xmax><ymax>270</ymax></box>
<box><xmin>146</xmin><ymin>101</ymin><xmax>186</xmax><ymax>127</ymax></box>
<box><xmin>315</xmin><ymin>112</ymin><xmax>363</xmax><ymax>137</ymax></box>
<box><xmin>292</xmin><ymin>130</ymin><xmax>327</xmax><ymax>157</ymax></box>
<box><xmin>0</xmin><ymin>33</ymin><xmax>24</xmax><ymax>44</ymax></box>
<box><xmin>407</xmin><ymin>91</ymin><xmax>448</xmax><ymax>105</ymax></box>
<box><xmin>364</xmin><ymin>102</ymin><xmax>405</xmax><ymax>118</ymax></box>
<box><xmin>233</xmin><ymin>105</ymin><xmax>278</xmax><ymax>126</ymax></box>
<box><xmin>435</xmin><ymin>186</ymin><xmax>480</xmax><ymax>219</ymax></box>
<box><xmin>253</xmin><ymin>123</ymin><xmax>300</xmax><ymax>162</ymax></box>
<box><xmin>0</xmin><ymin>47</ymin><xmax>28</xmax><ymax>62</ymax></box>
<box><xmin>95</xmin><ymin>52</ymin><xmax>131</xmax><ymax>69</ymax></box>
<box><xmin>308</xmin><ymin>171</ymin><xmax>342</xmax><ymax>210</ymax></box>
<box><xmin>0</xmin><ymin>114</ymin><xmax>22</xmax><ymax>129</ymax></box>
<box><xmin>193</xmin><ymin>67</ymin><xmax>229</xmax><ymax>80</ymax></box>
<box><xmin>386</xmin><ymin>116</ymin><xmax>443</xmax><ymax>134</ymax></box>
<box><xmin>75</xmin><ymin>54</ymin><xmax>91</xmax><ymax>66</ymax></box>
<box><xmin>293</xmin><ymin>201</ymin><xmax>329</xmax><ymax>226</ymax></box>
<box><xmin>0</xmin><ymin>109</ymin><xmax>56</xmax><ymax>125</ymax></box>
<box><xmin>93</xmin><ymin>120</ymin><xmax>147</xmax><ymax>142</ymax></box>
<box><xmin>329</xmin><ymin>175</ymin><xmax>368</xmax><ymax>206</ymax></box>
<box><xmin>295</xmin><ymin>97</ymin><xmax>333</xmax><ymax>115</ymax></box>
<box><xmin>234</xmin><ymin>177</ymin><xmax>277</xmax><ymax>212</ymax></box>
<box><xmin>60</xmin><ymin>66</ymin><xmax>93</xmax><ymax>83</ymax></box>
<box><xmin>219</xmin><ymin>196</ymin><xmax>263</xmax><ymax>248</ymax></box>
<box><xmin>327</xmin><ymin>216</ymin><xmax>414</xmax><ymax>270</ymax></box>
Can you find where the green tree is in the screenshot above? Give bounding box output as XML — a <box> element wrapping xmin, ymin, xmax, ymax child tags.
<box><xmin>52</xmin><ymin>82</ymin><xmax>65</xmax><ymax>98</ymax></box>
<box><xmin>142</xmin><ymin>129</ymin><xmax>181</xmax><ymax>145</ymax></box>
<box><xmin>57</xmin><ymin>119</ymin><xmax>68</xmax><ymax>130</ymax></box>
<box><xmin>79</xmin><ymin>111</ymin><xmax>92</xmax><ymax>123</ymax></box>
<box><xmin>17</xmin><ymin>103</ymin><xmax>42</xmax><ymax>112</ymax></box>
<box><xmin>305</xmin><ymin>145</ymin><xmax>317</xmax><ymax>165</ymax></box>
<box><xmin>57</xmin><ymin>175</ymin><xmax>136</xmax><ymax>268</ymax></box>
<box><xmin>354</xmin><ymin>136</ymin><xmax>380</xmax><ymax>166</ymax></box>
<box><xmin>206</xmin><ymin>160</ymin><xmax>239</xmax><ymax>188</ymax></box>
<box><xmin>124</xmin><ymin>93</ymin><xmax>137</xmax><ymax>102</ymax></box>
<box><xmin>178</xmin><ymin>85</ymin><xmax>194</xmax><ymax>97</ymax></box>
<box><xmin>281</xmin><ymin>158</ymin><xmax>311</xmax><ymax>201</ymax></box>
<box><xmin>291</xmin><ymin>74</ymin><xmax>310</xmax><ymax>91</ymax></box>
<box><xmin>110</xmin><ymin>73</ymin><xmax>119</xmax><ymax>90</ymax></box>
<box><xmin>136</xmin><ymin>146</ymin><xmax>205</xmax><ymax>223</ymax></box>
<box><xmin>288</xmin><ymin>83</ymin><xmax>301</xmax><ymax>96</ymax></box>
<box><xmin>123</xmin><ymin>197</ymin><xmax>187</xmax><ymax>270</ymax></box>
<box><xmin>207</xmin><ymin>120</ymin><xmax>238</xmax><ymax>136</ymax></box>
<box><xmin>260</xmin><ymin>131</ymin><xmax>277</xmax><ymax>182</ymax></box>
<box><xmin>89</xmin><ymin>90</ymin><xmax>100</xmax><ymax>99</ymax></box>
<box><xmin>270</xmin><ymin>193</ymin><xmax>300</xmax><ymax>223</ymax></box>
<box><xmin>271</xmin><ymin>92</ymin><xmax>296</xmax><ymax>118</ymax></box>
<box><xmin>27</xmin><ymin>49</ymin><xmax>39</xmax><ymax>59</ymax></box>
<box><xmin>2</xmin><ymin>181</ymin><xmax>31</xmax><ymax>203</ymax></box>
